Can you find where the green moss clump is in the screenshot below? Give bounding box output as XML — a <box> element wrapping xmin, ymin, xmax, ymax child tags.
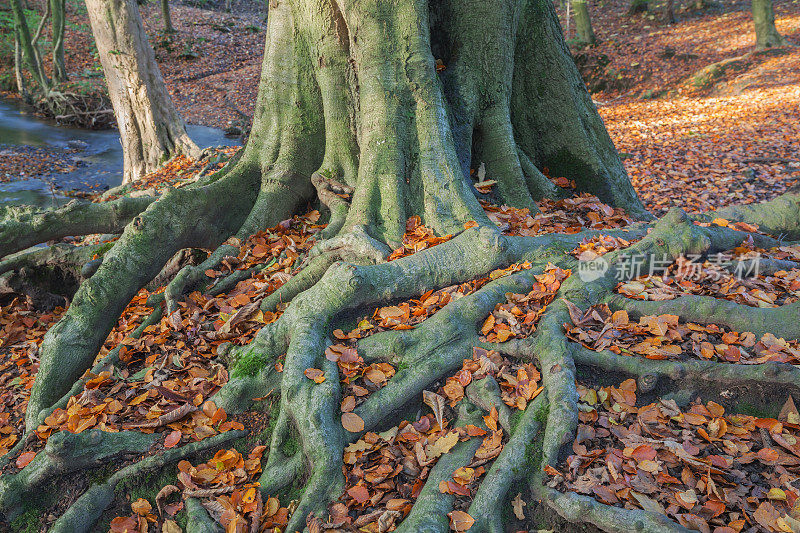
<box><xmin>10</xmin><ymin>507</ymin><xmax>41</xmax><ymax>533</ymax></box>
<box><xmin>231</xmin><ymin>349</ymin><xmax>273</xmax><ymax>378</ymax></box>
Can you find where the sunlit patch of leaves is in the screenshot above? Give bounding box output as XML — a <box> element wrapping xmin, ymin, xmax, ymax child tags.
<box><xmin>571</xmin><ymin>234</ymin><xmax>636</xmax><ymax>261</ymax></box>
<box><xmin>565</xmin><ymin>302</ymin><xmax>800</xmax><ymax>365</ymax></box>
<box><xmin>99</xmin><ymin>147</ymin><xmax>241</xmax><ymax>202</ymax></box>
<box><xmin>617</xmin><ymin>244</ymin><xmax>800</xmax><ymax>308</ymax></box>
<box><xmin>480</xmin><ymin>264</ymin><xmax>570</xmax><ymax>343</ymax></box>
<box><xmin>387</xmin><ymin>216</ymin><xmax>454</xmax><ymax>261</ymax></box>
<box><xmin>547</xmin><ymin>378</ymin><xmax>800</xmax><ymax>533</ymax></box>
<box><xmin>14</xmin><ymin>211</ymin><xmax>324</xmax><ymax>456</ymax></box>
<box><xmin>330</xmin><ymin>346</ymin><xmax>538</xmax><ymax>531</ymax></box>
<box><xmin>482</xmin><ymin>194</ymin><xmax>632</xmax><ymax>236</ymax></box>
<box><xmin>0</xmin><ymin>299</ymin><xmax>66</xmax><ymax>457</ymax></box>
<box><xmin>111</xmin><ymin>445</ymin><xmax>275</xmax><ymax>532</ymax></box>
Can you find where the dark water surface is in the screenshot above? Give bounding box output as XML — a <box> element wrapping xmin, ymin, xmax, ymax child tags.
<box><xmin>0</xmin><ymin>98</ymin><xmax>240</xmax><ymax>208</ymax></box>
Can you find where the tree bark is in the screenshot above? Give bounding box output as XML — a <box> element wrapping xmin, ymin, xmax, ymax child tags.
<box><xmin>752</xmin><ymin>0</ymin><xmax>789</xmax><ymax>49</ymax></box>
<box><xmin>572</xmin><ymin>0</ymin><xmax>596</xmax><ymax>45</ymax></box>
<box><xmin>665</xmin><ymin>0</ymin><xmax>676</xmax><ymax>23</ymax></box>
<box><xmin>4</xmin><ymin>0</ymin><xmax>800</xmax><ymax>531</ymax></box>
<box><xmin>84</xmin><ymin>0</ymin><xmax>198</xmax><ymax>183</ymax></box>
<box><xmin>24</xmin><ymin>0</ymin><xmax>800</xmax><ymax>531</ymax></box>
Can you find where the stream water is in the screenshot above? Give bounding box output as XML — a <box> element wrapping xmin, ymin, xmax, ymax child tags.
<box><xmin>0</xmin><ymin>98</ymin><xmax>241</xmax><ymax>208</ymax></box>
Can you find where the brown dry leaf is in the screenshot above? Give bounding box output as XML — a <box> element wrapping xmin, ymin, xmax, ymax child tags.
<box><xmin>448</xmin><ymin>510</ymin><xmax>475</xmax><ymax>531</ymax></box>
<box><xmin>15</xmin><ymin>451</ymin><xmax>36</xmax><ymax>469</ymax></box>
<box><xmin>162</xmin><ymin>520</ymin><xmax>182</xmax><ymax>533</ymax></box>
<box><xmin>423</xmin><ymin>390</ymin><xmax>447</xmax><ymax>430</ymax></box>
<box><xmin>780</xmin><ymin>396</ymin><xmax>800</xmax><ymax>425</ymax></box>
<box><xmin>155</xmin><ymin>485</ymin><xmax>180</xmax><ymax>517</ymax></box>
<box><xmin>304</xmin><ymin>368</ymin><xmax>326</xmax><ymax>384</ymax></box>
<box><xmin>511</xmin><ymin>493</ymin><xmax>526</xmax><ymax>519</ymax></box>
<box><xmin>164</xmin><ymin>430</ymin><xmax>182</xmax><ymax>449</ymax></box>
<box><xmin>427</xmin><ymin>431</ymin><xmax>459</xmax><ymax>459</ymax></box>
<box><xmin>131</xmin><ymin>498</ymin><xmax>152</xmax><ymax>516</ymax></box>
<box><xmin>342</xmin><ymin>412</ymin><xmax>365</xmax><ymax>433</ymax></box>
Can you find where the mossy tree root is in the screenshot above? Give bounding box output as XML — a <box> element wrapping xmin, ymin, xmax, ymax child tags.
<box><xmin>49</xmin><ymin>431</ymin><xmax>245</xmax><ymax>533</ymax></box>
<box><xmin>7</xmin><ymin>190</ymin><xmax>800</xmax><ymax>531</ymax></box>
<box><xmin>0</xmin><ymin>196</ymin><xmax>155</xmax><ymax>259</ymax></box>
<box><xmin>24</xmin><ymin>166</ymin><xmax>265</xmax><ymax>430</ymax></box>
<box><xmin>610</xmin><ymin>294</ymin><xmax>800</xmax><ymax>340</ymax></box>
<box><xmin>9</xmin><ymin>0</ymin><xmax>800</xmax><ymax>524</ymax></box>
<box><xmin>0</xmin><ymin>242</ymin><xmax>108</xmax><ymax>310</ymax></box>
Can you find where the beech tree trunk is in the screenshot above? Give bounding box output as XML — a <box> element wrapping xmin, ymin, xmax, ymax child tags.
<box><xmin>752</xmin><ymin>0</ymin><xmax>789</xmax><ymax>49</ymax></box>
<box><xmin>85</xmin><ymin>0</ymin><xmax>198</xmax><ymax>183</ymax></box>
<box><xmin>26</xmin><ymin>0</ymin><xmax>646</xmax><ymax>447</ymax></box>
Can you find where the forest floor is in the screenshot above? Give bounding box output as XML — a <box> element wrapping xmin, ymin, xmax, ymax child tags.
<box><xmin>569</xmin><ymin>0</ymin><xmax>800</xmax><ymax>214</ymax></box>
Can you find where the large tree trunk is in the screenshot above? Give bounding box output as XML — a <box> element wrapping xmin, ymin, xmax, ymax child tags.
<box><xmin>7</xmin><ymin>0</ymin><xmax>800</xmax><ymax>531</ymax></box>
<box><xmin>85</xmin><ymin>0</ymin><xmax>198</xmax><ymax>183</ymax></box>
<box><xmin>752</xmin><ymin>0</ymin><xmax>789</xmax><ymax>49</ymax></box>
<box><xmin>27</xmin><ymin>0</ymin><xmax>645</xmax><ymax>461</ymax></box>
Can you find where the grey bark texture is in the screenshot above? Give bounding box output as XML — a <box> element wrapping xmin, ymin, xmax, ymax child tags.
<box><xmin>85</xmin><ymin>0</ymin><xmax>198</xmax><ymax>183</ymax></box>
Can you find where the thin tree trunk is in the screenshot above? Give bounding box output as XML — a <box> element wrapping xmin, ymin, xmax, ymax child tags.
<box><xmin>627</xmin><ymin>0</ymin><xmax>649</xmax><ymax>15</ymax></box>
<box><xmin>14</xmin><ymin>29</ymin><xmax>28</xmax><ymax>98</ymax></box>
<box><xmin>10</xmin><ymin>0</ymin><xmax>51</xmax><ymax>94</ymax></box>
<box><xmin>50</xmin><ymin>0</ymin><xmax>67</xmax><ymax>81</ymax></box>
<box><xmin>161</xmin><ymin>0</ymin><xmax>175</xmax><ymax>32</ymax></box>
<box><xmin>665</xmin><ymin>0</ymin><xmax>676</xmax><ymax>23</ymax></box>
<box><xmin>752</xmin><ymin>0</ymin><xmax>789</xmax><ymax>49</ymax></box>
<box><xmin>84</xmin><ymin>0</ymin><xmax>199</xmax><ymax>183</ymax></box>
<box><xmin>572</xmin><ymin>0</ymin><xmax>596</xmax><ymax>45</ymax></box>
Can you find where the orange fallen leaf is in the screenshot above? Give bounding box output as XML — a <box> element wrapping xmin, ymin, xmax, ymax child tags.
<box><xmin>342</xmin><ymin>412</ymin><xmax>364</xmax><ymax>433</ymax></box>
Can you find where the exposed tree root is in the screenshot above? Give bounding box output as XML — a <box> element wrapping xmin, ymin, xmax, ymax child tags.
<box><xmin>0</xmin><ymin>188</ymin><xmax>797</xmax><ymax>531</ymax></box>
<box><xmin>610</xmin><ymin>294</ymin><xmax>800</xmax><ymax>340</ymax></box>
<box><xmin>0</xmin><ymin>196</ymin><xmax>154</xmax><ymax>258</ymax></box>
<box><xmin>49</xmin><ymin>431</ymin><xmax>245</xmax><ymax>533</ymax></box>
<box><xmin>0</xmin><ymin>242</ymin><xmax>106</xmax><ymax>309</ymax></box>
<box><xmin>0</xmin><ymin>429</ymin><xmax>158</xmax><ymax>520</ymax></box>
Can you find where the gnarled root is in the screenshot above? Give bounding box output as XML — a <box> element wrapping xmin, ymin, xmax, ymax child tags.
<box><xmin>0</xmin><ymin>196</ymin><xmax>154</xmax><ymax>259</ymax></box>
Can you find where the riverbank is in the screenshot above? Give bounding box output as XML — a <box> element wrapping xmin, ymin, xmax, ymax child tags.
<box><xmin>0</xmin><ymin>98</ymin><xmax>241</xmax><ymax>207</ymax></box>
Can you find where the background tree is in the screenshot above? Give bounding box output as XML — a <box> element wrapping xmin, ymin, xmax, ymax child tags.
<box><xmin>0</xmin><ymin>0</ymin><xmax>798</xmax><ymax>531</ymax></box>
<box><xmin>50</xmin><ymin>0</ymin><xmax>66</xmax><ymax>81</ymax></box>
<box><xmin>10</xmin><ymin>0</ymin><xmax>54</xmax><ymax>99</ymax></box>
<box><xmin>161</xmin><ymin>0</ymin><xmax>175</xmax><ymax>32</ymax></box>
<box><xmin>573</xmin><ymin>0</ymin><xmax>597</xmax><ymax>45</ymax></box>
<box><xmin>85</xmin><ymin>0</ymin><xmax>198</xmax><ymax>183</ymax></box>
<box><xmin>752</xmin><ymin>0</ymin><xmax>790</xmax><ymax>48</ymax></box>
<box><xmin>628</xmin><ymin>0</ymin><xmax>649</xmax><ymax>15</ymax></box>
